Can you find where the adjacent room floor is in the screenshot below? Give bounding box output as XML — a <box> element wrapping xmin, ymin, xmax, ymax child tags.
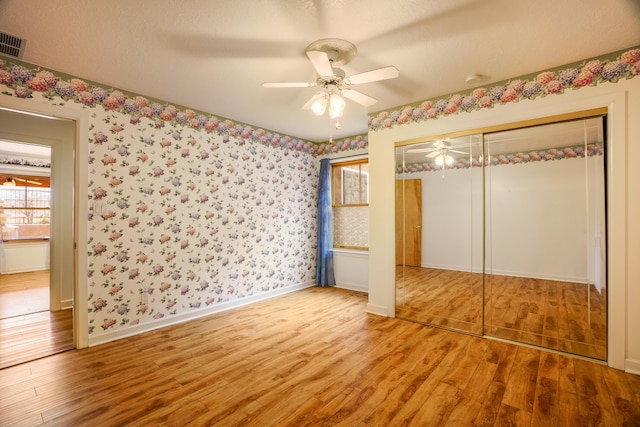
<box><xmin>0</xmin><ymin>270</ymin><xmax>73</xmax><ymax>369</ymax></box>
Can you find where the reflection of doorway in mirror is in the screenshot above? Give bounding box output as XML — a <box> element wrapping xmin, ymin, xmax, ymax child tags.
<box><xmin>395</xmin><ymin>179</ymin><xmax>421</xmax><ymax>266</ymax></box>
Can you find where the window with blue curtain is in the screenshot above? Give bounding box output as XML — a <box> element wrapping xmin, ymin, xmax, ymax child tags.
<box><xmin>316</xmin><ymin>158</ymin><xmax>335</xmax><ymax>286</ymax></box>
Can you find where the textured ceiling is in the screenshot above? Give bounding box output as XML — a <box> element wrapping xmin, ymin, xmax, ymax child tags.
<box><xmin>0</xmin><ymin>0</ymin><xmax>639</xmax><ymax>142</ymax></box>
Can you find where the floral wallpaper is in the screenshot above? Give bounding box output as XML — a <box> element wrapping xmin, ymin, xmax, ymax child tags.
<box><xmin>397</xmin><ymin>143</ymin><xmax>604</xmax><ymax>174</ymax></box>
<box><xmin>86</xmin><ymin>110</ymin><xmax>318</xmax><ymax>335</ymax></box>
<box><xmin>370</xmin><ymin>47</ymin><xmax>640</xmax><ymax>132</ymax></box>
<box><xmin>0</xmin><ymin>56</ymin><xmax>320</xmax><ymax>340</ymax></box>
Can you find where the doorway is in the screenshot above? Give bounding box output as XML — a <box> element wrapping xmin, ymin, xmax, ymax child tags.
<box><xmin>0</xmin><ymin>109</ymin><xmax>76</xmax><ymax>369</ymax></box>
<box><xmin>395</xmin><ymin>112</ymin><xmax>607</xmax><ymax>360</ymax></box>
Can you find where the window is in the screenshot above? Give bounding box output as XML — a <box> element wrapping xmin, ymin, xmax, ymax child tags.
<box><xmin>0</xmin><ymin>175</ymin><xmax>51</xmax><ymax>240</ymax></box>
<box><xmin>331</xmin><ymin>159</ymin><xmax>369</xmax><ymax>249</ymax></box>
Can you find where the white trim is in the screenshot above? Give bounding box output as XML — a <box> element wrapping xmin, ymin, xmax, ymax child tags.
<box><xmin>604</xmin><ymin>92</ymin><xmax>627</xmax><ymax>371</ymax></box>
<box><xmin>336</xmin><ymin>283</ymin><xmax>368</xmax><ymax>293</ymax></box>
<box><xmin>366</xmin><ymin>302</ymin><xmax>391</xmax><ymax>317</ymax></box>
<box><xmin>88</xmin><ymin>281</ymin><xmax>314</xmax><ymax>347</ymax></box>
<box><xmin>625</xmin><ymin>358</ymin><xmax>640</xmax><ymax>375</ymax></box>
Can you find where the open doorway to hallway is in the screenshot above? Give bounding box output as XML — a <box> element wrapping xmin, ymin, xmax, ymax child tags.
<box><xmin>0</xmin><ymin>271</ymin><xmax>73</xmax><ymax>369</ymax></box>
<box><xmin>0</xmin><ymin>112</ymin><xmax>76</xmax><ymax>369</ymax></box>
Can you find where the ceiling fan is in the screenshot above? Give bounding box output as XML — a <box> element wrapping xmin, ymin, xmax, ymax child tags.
<box><xmin>407</xmin><ymin>140</ymin><xmax>468</xmax><ymax>166</ymax></box>
<box><xmin>1</xmin><ymin>176</ymin><xmax>43</xmax><ymax>186</ymax></box>
<box><xmin>262</xmin><ymin>38</ymin><xmax>399</xmax><ymax>115</ymax></box>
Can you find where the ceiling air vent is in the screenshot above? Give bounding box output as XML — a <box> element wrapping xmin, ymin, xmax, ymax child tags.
<box><xmin>0</xmin><ymin>32</ymin><xmax>26</xmax><ymax>58</ymax></box>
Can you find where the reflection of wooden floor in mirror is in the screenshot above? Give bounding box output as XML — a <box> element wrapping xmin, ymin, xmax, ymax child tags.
<box><xmin>396</xmin><ymin>267</ymin><xmax>607</xmax><ymax>360</ymax></box>
<box><xmin>396</xmin><ymin>267</ymin><xmax>483</xmax><ymax>335</ymax></box>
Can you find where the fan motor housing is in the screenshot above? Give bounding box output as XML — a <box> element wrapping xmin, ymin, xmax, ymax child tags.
<box><xmin>317</xmin><ymin>68</ymin><xmax>345</xmax><ymax>88</ymax></box>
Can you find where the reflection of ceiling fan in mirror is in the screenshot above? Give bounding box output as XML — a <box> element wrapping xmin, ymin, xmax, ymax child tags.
<box><xmin>262</xmin><ymin>38</ymin><xmax>399</xmax><ymax>118</ymax></box>
<box><xmin>408</xmin><ymin>140</ymin><xmax>468</xmax><ymax>166</ymax></box>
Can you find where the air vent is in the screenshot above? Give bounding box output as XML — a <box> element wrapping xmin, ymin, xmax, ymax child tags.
<box><xmin>0</xmin><ymin>32</ymin><xmax>26</xmax><ymax>58</ymax></box>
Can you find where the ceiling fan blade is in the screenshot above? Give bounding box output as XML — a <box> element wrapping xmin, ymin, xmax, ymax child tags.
<box><xmin>262</xmin><ymin>82</ymin><xmax>313</xmax><ymax>88</ymax></box>
<box><xmin>426</xmin><ymin>151</ymin><xmax>441</xmax><ymax>158</ymax></box>
<box><xmin>302</xmin><ymin>92</ymin><xmax>326</xmax><ymax>110</ymax></box>
<box><xmin>306</xmin><ymin>50</ymin><xmax>334</xmax><ymax>77</ymax></box>
<box><xmin>406</xmin><ymin>148</ymin><xmax>435</xmax><ymax>153</ymax></box>
<box><xmin>449</xmin><ymin>149</ymin><xmax>468</xmax><ymax>154</ymax></box>
<box><xmin>346</xmin><ymin>66</ymin><xmax>399</xmax><ymax>85</ymax></box>
<box><xmin>341</xmin><ymin>89</ymin><xmax>378</xmax><ymax>107</ymax></box>
<box><xmin>4</xmin><ymin>177</ymin><xmax>43</xmax><ymax>185</ymax></box>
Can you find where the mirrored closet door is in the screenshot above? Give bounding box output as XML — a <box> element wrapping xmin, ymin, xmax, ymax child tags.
<box><xmin>396</xmin><ymin>134</ymin><xmax>483</xmax><ymax>335</ymax></box>
<box><xmin>484</xmin><ymin>116</ymin><xmax>606</xmax><ymax>360</ymax></box>
<box><xmin>395</xmin><ymin>113</ymin><xmax>607</xmax><ymax>360</ymax></box>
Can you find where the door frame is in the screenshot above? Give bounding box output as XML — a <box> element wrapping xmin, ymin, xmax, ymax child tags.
<box><xmin>0</xmin><ymin>97</ymin><xmax>89</xmax><ymax>349</ymax></box>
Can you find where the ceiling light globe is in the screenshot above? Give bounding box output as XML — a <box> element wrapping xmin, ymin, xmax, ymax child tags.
<box><xmin>329</xmin><ymin>94</ymin><xmax>345</xmax><ymax>118</ymax></box>
<box><xmin>311</xmin><ymin>97</ymin><xmax>327</xmax><ymax>115</ymax></box>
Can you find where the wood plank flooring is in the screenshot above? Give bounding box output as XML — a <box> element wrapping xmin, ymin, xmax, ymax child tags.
<box><xmin>396</xmin><ymin>267</ymin><xmax>606</xmax><ymax>360</ymax></box>
<box><xmin>1</xmin><ymin>286</ymin><xmax>638</xmax><ymax>426</ymax></box>
<box><xmin>396</xmin><ymin>266</ymin><xmax>483</xmax><ymax>334</ymax></box>
<box><xmin>0</xmin><ymin>270</ymin><xmax>74</xmax><ymax>369</ymax></box>
<box><xmin>0</xmin><ymin>309</ymin><xmax>73</xmax><ymax>370</ymax></box>
<box><xmin>0</xmin><ymin>270</ymin><xmax>50</xmax><ymax>319</ymax></box>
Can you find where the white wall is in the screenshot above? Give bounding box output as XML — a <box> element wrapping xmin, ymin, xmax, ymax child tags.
<box><xmin>333</xmin><ymin>249</ymin><xmax>368</xmax><ymax>293</ymax></box>
<box><xmin>369</xmin><ymin>78</ymin><xmax>640</xmax><ymax>373</ymax></box>
<box><xmin>1</xmin><ymin>241</ymin><xmax>49</xmax><ymax>273</ymax></box>
<box><xmin>485</xmin><ymin>156</ymin><xmax>603</xmax><ymax>283</ymax></box>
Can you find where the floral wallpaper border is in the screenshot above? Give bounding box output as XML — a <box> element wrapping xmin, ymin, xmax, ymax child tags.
<box><xmin>0</xmin><ymin>154</ymin><xmax>51</xmax><ymax>168</ymax></box>
<box><xmin>398</xmin><ymin>143</ymin><xmax>603</xmax><ymax>174</ymax></box>
<box><xmin>2</xmin><ymin>47</ymin><xmax>639</xmax><ymax>155</ymax></box>
<box><xmin>371</xmin><ymin>47</ymin><xmax>640</xmax><ymax>132</ymax></box>
<box><xmin>0</xmin><ymin>57</ymin><xmax>323</xmax><ymax>156</ymax></box>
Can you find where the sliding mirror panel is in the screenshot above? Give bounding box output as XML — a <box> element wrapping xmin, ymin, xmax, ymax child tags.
<box><xmin>396</xmin><ymin>135</ymin><xmax>483</xmax><ymax>334</ymax></box>
<box><xmin>483</xmin><ymin>117</ymin><xmax>607</xmax><ymax>360</ymax></box>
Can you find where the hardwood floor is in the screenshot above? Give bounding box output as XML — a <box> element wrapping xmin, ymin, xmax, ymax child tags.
<box><xmin>485</xmin><ymin>273</ymin><xmax>606</xmax><ymax>360</ymax></box>
<box><xmin>396</xmin><ymin>267</ymin><xmax>483</xmax><ymax>334</ymax></box>
<box><xmin>0</xmin><ymin>270</ymin><xmax>50</xmax><ymax>319</ymax></box>
<box><xmin>0</xmin><ymin>270</ymin><xmax>74</xmax><ymax>369</ymax></box>
<box><xmin>1</xmin><ymin>286</ymin><xmax>638</xmax><ymax>426</ymax></box>
<box><xmin>396</xmin><ymin>267</ymin><xmax>606</xmax><ymax>360</ymax></box>
<box><xmin>0</xmin><ymin>310</ymin><xmax>73</xmax><ymax>370</ymax></box>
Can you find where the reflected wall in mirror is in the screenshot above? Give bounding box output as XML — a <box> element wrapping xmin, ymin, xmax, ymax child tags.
<box><xmin>484</xmin><ymin>117</ymin><xmax>606</xmax><ymax>360</ymax></box>
<box><xmin>395</xmin><ymin>113</ymin><xmax>607</xmax><ymax>361</ymax></box>
<box><xmin>396</xmin><ymin>135</ymin><xmax>483</xmax><ymax>335</ymax></box>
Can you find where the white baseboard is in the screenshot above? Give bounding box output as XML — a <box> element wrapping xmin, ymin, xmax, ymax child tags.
<box><xmin>4</xmin><ymin>266</ymin><xmax>49</xmax><ymax>274</ymax></box>
<box><xmin>60</xmin><ymin>299</ymin><xmax>73</xmax><ymax>310</ymax></box>
<box><xmin>424</xmin><ymin>264</ymin><xmax>588</xmax><ymax>284</ymax></box>
<box><xmin>625</xmin><ymin>358</ymin><xmax>640</xmax><ymax>375</ymax></box>
<box><xmin>366</xmin><ymin>302</ymin><xmax>390</xmax><ymax>317</ymax></box>
<box><xmin>336</xmin><ymin>282</ymin><xmax>368</xmax><ymax>293</ymax></box>
<box><xmin>88</xmin><ymin>281</ymin><xmax>314</xmax><ymax>347</ymax></box>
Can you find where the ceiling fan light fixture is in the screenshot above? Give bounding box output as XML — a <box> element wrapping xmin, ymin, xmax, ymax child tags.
<box><xmin>329</xmin><ymin>93</ymin><xmax>345</xmax><ymax>118</ymax></box>
<box><xmin>311</xmin><ymin>95</ymin><xmax>328</xmax><ymax>116</ymax></box>
<box><xmin>3</xmin><ymin>177</ymin><xmax>15</xmax><ymax>186</ymax></box>
<box><xmin>435</xmin><ymin>154</ymin><xmax>454</xmax><ymax>166</ymax></box>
